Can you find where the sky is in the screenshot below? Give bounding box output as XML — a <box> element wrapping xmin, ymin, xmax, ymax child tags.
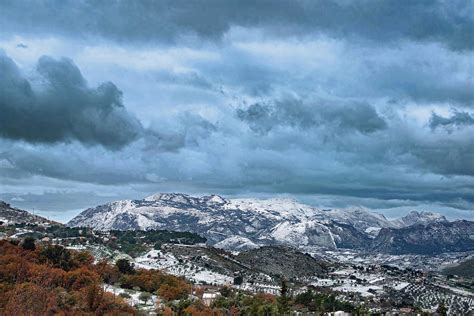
<box><xmin>0</xmin><ymin>0</ymin><xmax>473</xmax><ymax>222</ymax></box>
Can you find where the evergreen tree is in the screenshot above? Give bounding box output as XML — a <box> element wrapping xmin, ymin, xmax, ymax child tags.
<box><xmin>278</xmin><ymin>279</ymin><xmax>290</xmax><ymax>315</ymax></box>
<box><xmin>21</xmin><ymin>237</ymin><xmax>36</xmax><ymax>251</ymax></box>
<box><xmin>437</xmin><ymin>300</ymin><xmax>447</xmax><ymax>316</ymax></box>
<box><xmin>115</xmin><ymin>258</ymin><xmax>135</xmax><ymax>274</ymax></box>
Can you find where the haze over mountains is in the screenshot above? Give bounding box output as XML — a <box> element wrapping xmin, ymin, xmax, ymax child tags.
<box><xmin>67</xmin><ymin>193</ymin><xmax>473</xmax><ymax>254</ymax></box>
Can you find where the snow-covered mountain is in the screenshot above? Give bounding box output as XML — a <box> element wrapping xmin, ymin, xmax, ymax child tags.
<box><xmin>392</xmin><ymin>210</ymin><xmax>448</xmax><ymax>227</ymax></box>
<box><xmin>68</xmin><ymin>193</ymin><xmax>449</xmax><ymax>251</ymax></box>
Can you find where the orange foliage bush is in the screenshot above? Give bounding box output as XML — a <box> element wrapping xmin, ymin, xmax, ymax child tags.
<box><xmin>157</xmin><ymin>283</ymin><xmax>190</xmax><ymax>301</ymax></box>
<box><xmin>121</xmin><ymin>268</ymin><xmax>190</xmax><ymax>301</ymax></box>
<box><xmin>0</xmin><ymin>240</ymin><xmax>135</xmax><ymax>315</ymax></box>
<box><xmin>28</xmin><ymin>264</ymin><xmax>66</xmax><ymax>288</ymax></box>
<box><xmin>65</xmin><ymin>266</ymin><xmax>100</xmax><ymax>290</ymax></box>
<box><xmin>0</xmin><ymin>239</ymin><xmax>194</xmax><ymax>314</ymax></box>
<box><xmin>3</xmin><ymin>282</ymin><xmax>58</xmax><ymax>315</ymax></box>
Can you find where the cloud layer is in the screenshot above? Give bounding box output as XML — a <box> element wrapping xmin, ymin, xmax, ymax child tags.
<box><xmin>0</xmin><ymin>1</ymin><xmax>473</xmax><ymax>220</ymax></box>
<box><xmin>1</xmin><ymin>0</ymin><xmax>473</xmax><ymax>51</ymax></box>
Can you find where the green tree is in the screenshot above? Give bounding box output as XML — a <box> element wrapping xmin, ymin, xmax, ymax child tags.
<box><xmin>277</xmin><ymin>279</ymin><xmax>290</xmax><ymax>315</ymax></box>
<box><xmin>139</xmin><ymin>292</ymin><xmax>152</xmax><ymax>305</ymax></box>
<box><xmin>437</xmin><ymin>300</ymin><xmax>447</xmax><ymax>316</ymax></box>
<box><xmin>354</xmin><ymin>303</ymin><xmax>370</xmax><ymax>316</ymax></box>
<box><xmin>116</xmin><ymin>258</ymin><xmax>135</xmax><ymax>274</ymax></box>
<box><xmin>21</xmin><ymin>237</ymin><xmax>36</xmax><ymax>251</ymax></box>
<box><xmin>39</xmin><ymin>244</ymin><xmax>76</xmax><ymax>270</ymax></box>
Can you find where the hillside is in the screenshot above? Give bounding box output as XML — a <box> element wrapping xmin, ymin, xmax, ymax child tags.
<box><xmin>442</xmin><ymin>258</ymin><xmax>474</xmax><ymax>278</ymax></box>
<box><xmin>235</xmin><ymin>246</ymin><xmax>328</xmax><ymax>280</ymax></box>
<box><xmin>372</xmin><ymin>221</ymin><xmax>474</xmax><ymax>255</ymax></box>
<box><xmin>0</xmin><ymin>201</ymin><xmax>58</xmax><ymax>226</ymax></box>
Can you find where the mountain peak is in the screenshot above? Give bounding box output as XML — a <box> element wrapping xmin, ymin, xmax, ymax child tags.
<box><xmin>202</xmin><ymin>194</ymin><xmax>228</xmax><ymax>204</ymax></box>
<box><xmin>144</xmin><ymin>192</ymin><xmax>192</xmax><ymax>203</ymax></box>
<box><xmin>400</xmin><ymin>210</ymin><xmax>447</xmax><ymax>226</ymax></box>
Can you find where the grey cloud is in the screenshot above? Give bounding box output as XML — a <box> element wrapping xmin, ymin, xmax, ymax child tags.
<box><xmin>0</xmin><ymin>0</ymin><xmax>472</xmax><ymax>50</ymax></box>
<box><xmin>145</xmin><ymin>113</ymin><xmax>217</xmax><ymax>152</ymax></box>
<box><xmin>0</xmin><ymin>52</ymin><xmax>143</xmax><ymax>149</ymax></box>
<box><xmin>430</xmin><ymin>111</ymin><xmax>474</xmax><ymax>130</ymax></box>
<box><xmin>411</xmin><ymin>141</ymin><xmax>474</xmax><ymax>177</ymax></box>
<box><xmin>237</xmin><ymin>98</ymin><xmax>386</xmax><ymax>134</ymax></box>
<box><xmin>0</xmin><ymin>143</ymin><xmax>147</xmax><ymax>185</ymax></box>
<box><xmin>369</xmin><ymin>61</ymin><xmax>474</xmax><ymax>106</ymax></box>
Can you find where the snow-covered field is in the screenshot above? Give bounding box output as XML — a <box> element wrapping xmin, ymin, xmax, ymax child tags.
<box><xmin>134</xmin><ymin>249</ymin><xmax>233</xmax><ymax>285</ymax></box>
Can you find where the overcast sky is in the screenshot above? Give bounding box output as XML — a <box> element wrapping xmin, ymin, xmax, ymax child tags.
<box><xmin>0</xmin><ymin>0</ymin><xmax>473</xmax><ymax>222</ymax></box>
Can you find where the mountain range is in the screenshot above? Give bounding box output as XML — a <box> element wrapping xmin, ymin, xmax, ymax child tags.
<box><xmin>67</xmin><ymin>193</ymin><xmax>473</xmax><ymax>254</ymax></box>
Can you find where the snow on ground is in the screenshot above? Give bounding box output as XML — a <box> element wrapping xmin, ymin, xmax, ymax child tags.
<box><xmin>66</xmin><ymin>244</ymin><xmax>132</xmax><ymax>263</ymax></box>
<box><xmin>214</xmin><ymin>236</ymin><xmax>259</xmax><ymax>250</ymax></box>
<box><xmin>104</xmin><ymin>284</ymin><xmax>158</xmax><ymax>312</ymax></box>
<box><xmin>311</xmin><ymin>278</ymin><xmax>337</xmax><ymax>287</ymax></box>
<box><xmin>8</xmin><ymin>228</ymin><xmax>34</xmax><ymax>239</ymax></box>
<box><xmin>237</xmin><ymin>282</ymin><xmax>281</xmax><ymax>295</ymax></box>
<box><xmin>134</xmin><ymin>249</ymin><xmax>178</xmax><ymax>269</ymax></box>
<box><xmin>393</xmin><ymin>282</ymin><xmax>409</xmax><ymax>290</ymax></box>
<box><xmin>365</xmin><ymin>226</ymin><xmax>382</xmax><ymax>236</ymax></box>
<box><xmin>134</xmin><ymin>249</ymin><xmax>233</xmax><ymax>286</ymax></box>
<box><xmin>189</xmin><ymin>270</ymin><xmax>233</xmax><ymax>285</ymax></box>
<box><xmin>334</xmin><ymin>283</ymin><xmax>383</xmax><ymax>297</ymax></box>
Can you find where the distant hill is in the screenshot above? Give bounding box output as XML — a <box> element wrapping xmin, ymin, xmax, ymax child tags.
<box><xmin>372</xmin><ymin>221</ymin><xmax>474</xmax><ymax>255</ymax></box>
<box><xmin>235</xmin><ymin>246</ymin><xmax>328</xmax><ymax>279</ymax></box>
<box><xmin>0</xmin><ymin>201</ymin><xmax>58</xmax><ymax>226</ymax></box>
<box><xmin>442</xmin><ymin>258</ymin><xmax>474</xmax><ymax>278</ymax></box>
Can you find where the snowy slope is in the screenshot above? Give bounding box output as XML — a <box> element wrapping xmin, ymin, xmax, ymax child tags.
<box><xmin>391</xmin><ymin>210</ymin><xmax>448</xmax><ymax>227</ymax></box>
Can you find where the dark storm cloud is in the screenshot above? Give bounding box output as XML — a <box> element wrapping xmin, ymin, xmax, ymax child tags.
<box><xmin>0</xmin><ymin>0</ymin><xmax>472</xmax><ymax>50</ymax></box>
<box><xmin>429</xmin><ymin>111</ymin><xmax>474</xmax><ymax>130</ymax></box>
<box><xmin>237</xmin><ymin>98</ymin><xmax>386</xmax><ymax>134</ymax></box>
<box><xmin>0</xmin><ymin>51</ymin><xmax>143</xmax><ymax>149</ymax></box>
